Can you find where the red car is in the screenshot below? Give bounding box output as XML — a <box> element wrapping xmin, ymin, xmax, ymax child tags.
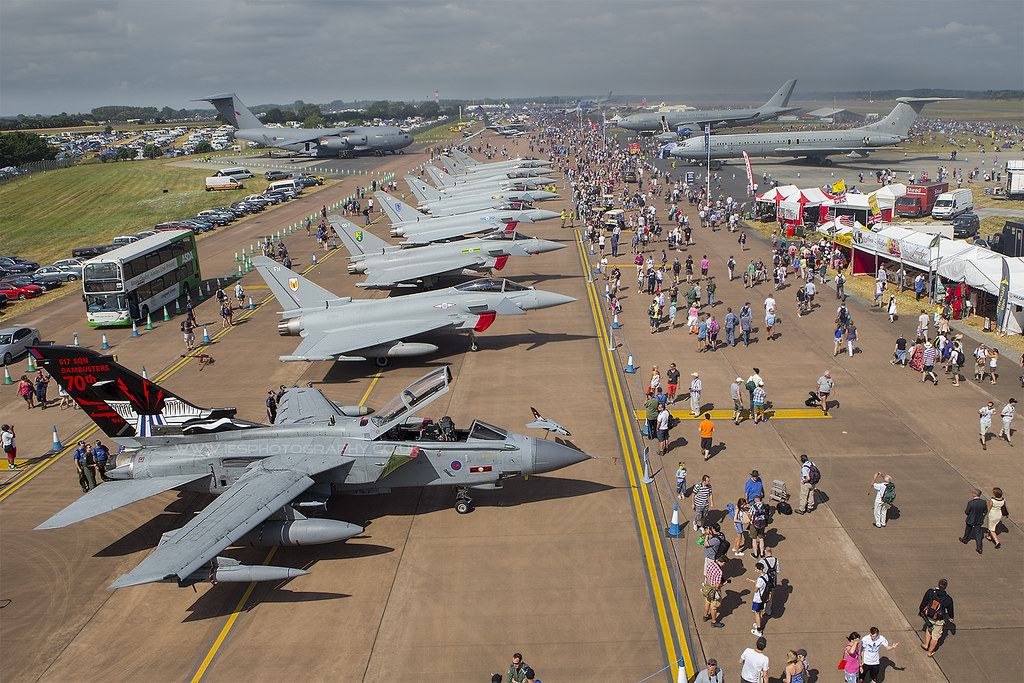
<box><xmin>0</xmin><ymin>281</ymin><xmax>43</xmax><ymax>300</ymax></box>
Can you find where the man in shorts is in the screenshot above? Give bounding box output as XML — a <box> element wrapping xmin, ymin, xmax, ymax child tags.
<box><xmin>746</xmin><ymin>562</ymin><xmax>770</xmax><ymax>636</ymax></box>
<box><xmin>666</xmin><ymin>363</ymin><xmax>680</xmax><ymax>404</ymax></box>
<box><xmin>731</xmin><ymin>377</ymin><xmax>745</xmax><ymax>425</ymax></box>
<box><xmin>919</xmin><ymin>579</ymin><xmax>954</xmax><ymax>656</ymax></box>
<box><xmin>657</xmin><ymin>403</ymin><xmax>671</xmax><ymax>455</ymax></box>
<box><xmin>699</xmin><ymin>413</ymin><xmax>715</xmax><ymax>461</ymax></box>
<box><xmin>701</xmin><ymin>555</ymin><xmax>727</xmax><ymax>628</ymax></box>
<box><xmin>816</xmin><ymin>370</ymin><xmax>834</xmax><ymax>415</ymax></box>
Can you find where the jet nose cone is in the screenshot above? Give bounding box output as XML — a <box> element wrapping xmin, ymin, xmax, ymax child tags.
<box><xmin>529</xmin><ymin>239</ymin><xmax>567</xmax><ymax>255</ymax></box>
<box><xmin>532</xmin><ymin>191</ymin><xmax>558</xmax><ymax>201</ymax></box>
<box><xmin>532</xmin><ymin>439</ymin><xmax>591</xmax><ymax>474</ymax></box>
<box><xmin>531</xmin><ymin>209</ymin><xmax>562</xmax><ymax>221</ymax></box>
<box><xmin>529</xmin><ymin>290</ymin><xmax>576</xmax><ymax>310</ymax></box>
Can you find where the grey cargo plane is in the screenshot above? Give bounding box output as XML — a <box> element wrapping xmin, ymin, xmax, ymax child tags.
<box><xmin>332</xmin><ymin>216</ymin><xmax>565</xmax><ymax>289</ymax></box>
<box><xmin>201</xmin><ymin>93</ymin><xmax>413</xmax><ymax>157</ymax></box>
<box><xmin>252</xmin><ymin>256</ymin><xmax>575</xmax><ymax>363</ymax></box>
<box><xmin>31</xmin><ymin>345</ymin><xmax>588</xmax><ymax>589</ymax></box>
<box><xmin>669</xmin><ymin>97</ymin><xmax>952</xmax><ymax>165</ymax></box>
<box><xmin>615</xmin><ymin>79</ymin><xmax>799</xmax><ymax>140</ymax></box>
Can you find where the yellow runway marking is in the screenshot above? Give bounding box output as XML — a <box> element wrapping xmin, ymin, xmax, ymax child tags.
<box><xmin>634</xmin><ymin>409</ymin><xmax>833</xmax><ymax>420</ymax></box>
<box><xmin>189</xmin><ymin>547</ymin><xmax>278</xmax><ymax>683</ymax></box>
<box><xmin>575</xmin><ymin>230</ymin><xmax>695</xmax><ymax>680</ymax></box>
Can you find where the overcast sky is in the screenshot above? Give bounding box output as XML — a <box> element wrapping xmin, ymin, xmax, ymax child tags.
<box><xmin>2</xmin><ymin>0</ymin><xmax>1022</xmax><ymax>116</ymax></box>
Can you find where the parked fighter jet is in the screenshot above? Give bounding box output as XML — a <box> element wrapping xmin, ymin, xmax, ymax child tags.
<box><xmin>332</xmin><ymin>216</ymin><xmax>565</xmax><ymax>289</ymax></box>
<box><xmin>252</xmin><ymin>256</ymin><xmax>574</xmax><ymax>363</ymax></box>
<box><xmin>32</xmin><ymin>345</ymin><xmax>588</xmax><ymax>589</ymax></box>
<box><xmin>201</xmin><ymin>93</ymin><xmax>413</xmax><ymax>157</ymax></box>
<box><xmin>378</xmin><ymin>192</ymin><xmax>560</xmax><ymax>242</ymax></box>
<box><xmin>449</xmin><ymin>147</ymin><xmax>552</xmax><ymax>170</ymax></box>
<box><xmin>404</xmin><ymin>175</ymin><xmax>557</xmax><ymax>216</ymax></box>
<box><xmin>425</xmin><ymin>165</ymin><xmax>554</xmax><ymax>191</ymax></box>
<box><xmin>669</xmin><ymin>97</ymin><xmax>952</xmax><ymax>165</ymax></box>
<box><xmin>615</xmin><ymin>80</ymin><xmax>799</xmax><ymax>138</ymax></box>
<box><xmin>437</xmin><ymin>157</ymin><xmax>552</xmax><ymax>180</ymax></box>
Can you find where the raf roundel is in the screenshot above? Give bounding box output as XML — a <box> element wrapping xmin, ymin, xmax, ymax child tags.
<box><xmin>450</xmin><ymin>460</ymin><xmax>462</xmax><ymax>471</ymax></box>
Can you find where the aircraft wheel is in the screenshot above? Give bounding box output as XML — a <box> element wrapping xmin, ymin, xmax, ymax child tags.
<box><xmin>470</xmin><ymin>342</ymin><xmax>479</xmax><ymax>352</ymax></box>
<box><xmin>374</xmin><ymin>356</ymin><xmax>391</xmax><ymax>368</ymax></box>
<box><xmin>455</xmin><ymin>500</ymin><xmax>471</xmax><ymax>514</ymax></box>
<box><xmin>823</xmin><ymin>158</ymin><xmax>834</xmax><ymax>166</ymax></box>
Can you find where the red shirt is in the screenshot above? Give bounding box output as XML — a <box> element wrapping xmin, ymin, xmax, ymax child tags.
<box><xmin>705</xmin><ymin>560</ymin><xmax>723</xmax><ymax>586</ymax></box>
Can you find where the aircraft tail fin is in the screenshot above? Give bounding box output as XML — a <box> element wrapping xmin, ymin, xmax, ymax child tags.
<box><xmin>404</xmin><ymin>174</ymin><xmax>440</xmax><ymax>203</ymax></box>
<box><xmin>862</xmin><ymin>97</ymin><xmax>951</xmax><ymax>137</ymax></box>
<box><xmin>765</xmin><ymin>79</ymin><xmax>797</xmax><ymax>108</ymax></box>
<box><xmin>425</xmin><ymin>165</ymin><xmax>454</xmax><ymax>188</ymax></box>
<box><xmin>252</xmin><ymin>255</ymin><xmax>337</xmax><ymax>312</ymax></box>
<box><xmin>28</xmin><ymin>345</ymin><xmax>230</xmax><ymax>439</ymax></box>
<box><xmin>199</xmin><ymin>93</ymin><xmax>264</xmax><ymax>131</ymax></box>
<box><xmin>439</xmin><ymin>157</ymin><xmax>468</xmax><ymax>175</ymax></box>
<box><xmin>330</xmin><ymin>215</ymin><xmax>390</xmax><ymax>256</ymax></box>
<box><xmin>376</xmin><ymin>191</ymin><xmax>423</xmax><ymax>224</ymax></box>
<box><xmin>451</xmin><ymin>148</ymin><xmax>476</xmax><ymax>166</ymax></box>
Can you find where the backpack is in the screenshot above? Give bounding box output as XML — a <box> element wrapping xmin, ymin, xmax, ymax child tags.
<box><xmin>751</xmin><ymin>502</ymin><xmax>768</xmax><ymax>528</ymax></box>
<box><xmin>745</xmin><ymin>379</ymin><xmax>757</xmax><ymax>392</ymax></box>
<box><xmin>707</xmin><ymin>532</ymin><xmax>730</xmax><ymax>560</ymax></box>
<box><xmin>923</xmin><ymin>597</ymin><xmax>947</xmax><ymax>620</ymax></box>
<box><xmin>648</xmin><ymin>304</ymin><xmax>657</xmax><ymax>317</ymax></box>
<box><xmin>762</xmin><ymin>557</ymin><xmax>779</xmax><ymax>589</ymax></box>
<box><xmin>881</xmin><ymin>482</ymin><xmax>896</xmax><ymax>504</ymax></box>
<box><xmin>836</xmin><ymin>307</ymin><xmax>849</xmax><ymax>325</ymax></box>
<box><xmin>807</xmin><ymin>462</ymin><xmax>821</xmax><ymax>485</ymax></box>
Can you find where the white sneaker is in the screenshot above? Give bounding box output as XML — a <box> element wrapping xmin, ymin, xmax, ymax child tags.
<box><xmin>733</xmin><ymin>551</ymin><xmax>744</xmax><ymax>556</ymax></box>
<box><xmin>751</xmin><ymin>628</ymin><xmax>762</xmax><ymax>636</ymax></box>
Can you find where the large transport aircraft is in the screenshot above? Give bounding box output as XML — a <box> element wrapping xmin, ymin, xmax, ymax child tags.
<box><xmin>669</xmin><ymin>97</ymin><xmax>952</xmax><ymax>165</ymax></box>
<box><xmin>31</xmin><ymin>345</ymin><xmax>588</xmax><ymax>589</ymax></box>
<box><xmin>252</xmin><ymin>256</ymin><xmax>575</xmax><ymax>363</ymax></box>
<box><xmin>615</xmin><ymin>79</ymin><xmax>799</xmax><ymax>140</ymax></box>
<box><xmin>201</xmin><ymin>93</ymin><xmax>414</xmax><ymax>157</ymax></box>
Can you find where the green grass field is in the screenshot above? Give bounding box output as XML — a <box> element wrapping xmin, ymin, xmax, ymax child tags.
<box><xmin>0</xmin><ymin>160</ymin><xmax>260</xmax><ymax>266</ymax></box>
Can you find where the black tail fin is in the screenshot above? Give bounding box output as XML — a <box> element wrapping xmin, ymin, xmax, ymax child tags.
<box><xmin>30</xmin><ymin>345</ymin><xmax>232</xmax><ymax>438</ymax></box>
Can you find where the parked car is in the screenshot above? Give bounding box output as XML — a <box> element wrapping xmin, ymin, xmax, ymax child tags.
<box><xmin>0</xmin><ymin>280</ymin><xmax>43</xmax><ymax>300</ymax></box>
<box><xmin>0</xmin><ymin>256</ymin><xmax>39</xmax><ymax>273</ymax></box>
<box><xmin>0</xmin><ymin>292</ymin><xmax>7</xmax><ymax>309</ymax></box>
<box><xmin>623</xmin><ymin>170</ymin><xmax>638</xmax><ymax>183</ymax></box>
<box><xmin>952</xmin><ymin>212</ymin><xmax>981</xmax><ymax>239</ymax></box>
<box><xmin>194</xmin><ymin>212</ymin><xmax>230</xmax><ymax>226</ymax></box>
<box><xmin>10</xmin><ymin>273</ymin><xmax>64</xmax><ymax>291</ymax></box>
<box><xmin>267</xmin><ymin>188</ymin><xmax>297</xmax><ymax>201</ymax></box>
<box><xmin>265</xmin><ymin>170</ymin><xmax>291</xmax><ymax>181</ymax></box>
<box><xmin>52</xmin><ymin>258</ymin><xmax>84</xmax><ymax>270</ymax></box>
<box><xmin>254</xmin><ymin>192</ymin><xmax>283</xmax><ymax>204</ymax></box>
<box><xmin>34</xmin><ymin>265</ymin><xmax>81</xmax><ymax>281</ymax></box>
<box><xmin>134</xmin><ymin>230</ymin><xmax>158</xmax><ymax>239</ymax></box>
<box><xmin>0</xmin><ymin>326</ymin><xmax>41</xmax><ymax>365</ymax></box>
<box><xmin>180</xmin><ymin>219</ymin><xmax>214</xmax><ymax>233</ymax></box>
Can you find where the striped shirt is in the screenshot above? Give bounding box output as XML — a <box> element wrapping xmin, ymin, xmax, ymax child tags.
<box><xmin>692</xmin><ymin>483</ymin><xmax>712</xmax><ymax>508</ymax></box>
<box><xmin>690</xmin><ymin>378</ymin><xmax>702</xmax><ymax>394</ymax></box>
<box><xmin>923</xmin><ymin>346</ymin><xmax>937</xmax><ymax>365</ymax></box>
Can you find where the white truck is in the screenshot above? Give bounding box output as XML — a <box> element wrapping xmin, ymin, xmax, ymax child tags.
<box><xmin>931</xmin><ymin>188</ymin><xmax>973</xmax><ymax>220</ymax></box>
<box><xmin>205</xmin><ymin>176</ymin><xmax>243</xmax><ymax>191</ymax></box>
<box><xmin>1006</xmin><ymin>160</ymin><xmax>1024</xmax><ymax>200</ymax></box>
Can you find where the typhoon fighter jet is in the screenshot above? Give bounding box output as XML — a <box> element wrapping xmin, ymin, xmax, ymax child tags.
<box><xmin>425</xmin><ymin>165</ymin><xmax>555</xmax><ymax>191</ymax></box>
<box><xmin>404</xmin><ymin>175</ymin><xmax>558</xmax><ymax>216</ymax></box>
<box><xmin>31</xmin><ymin>345</ymin><xmax>589</xmax><ymax>589</ymax></box>
<box><xmin>252</xmin><ymin>256</ymin><xmax>575</xmax><ymax>364</ymax></box>
<box><xmin>615</xmin><ymin>79</ymin><xmax>799</xmax><ymax>140</ymax></box>
<box><xmin>377</xmin><ymin>192</ymin><xmax>560</xmax><ymax>243</ymax></box>
<box><xmin>201</xmin><ymin>93</ymin><xmax>413</xmax><ymax>157</ymax></box>
<box><xmin>331</xmin><ymin>216</ymin><xmax>565</xmax><ymax>289</ymax></box>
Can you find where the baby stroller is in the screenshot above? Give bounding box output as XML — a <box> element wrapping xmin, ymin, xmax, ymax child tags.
<box><xmin>805</xmin><ymin>391</ymin><xmax>822</xmax><ymax>408</ymax></box>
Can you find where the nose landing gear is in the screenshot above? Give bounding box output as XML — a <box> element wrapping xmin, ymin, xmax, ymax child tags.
<box><xmin>455</xmin><ymin>486</ymin><xmax>473</xmax><ymax>514</ymax></box>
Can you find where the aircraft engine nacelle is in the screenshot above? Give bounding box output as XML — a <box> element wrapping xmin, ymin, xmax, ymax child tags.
<box><xmin>348</xmin><ymin>260</ymin><xmax>367</xmax><ymax>274</ymax></box>
<box><xmin>278</xmin><ymin>318</ymin><xmax>303</xmax><ymax>336</ymax></box>
<box><xmin>342</xmin><ymin>134</ymin><xmax>368</xmax><ymax>147</ymax></box>
<box><xmin>238</xmin><ymin>519</ymin><xmax>364</xmax><ymax>547</ymax></box>
<box><xmin>362</xmin><ymin>341</ymin><xmax>438</xmax><ymax>358</ymax></box>
<box><xmin>318</xmin><ymin>138</ymin><xmax>353</xmax><ymax>153</ymax></box>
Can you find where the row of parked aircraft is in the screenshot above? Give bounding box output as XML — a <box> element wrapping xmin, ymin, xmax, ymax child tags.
<box><xmin>31</xmin><ymin>147</ymin><xmax>587</xmax><ymax>592</ymax></box>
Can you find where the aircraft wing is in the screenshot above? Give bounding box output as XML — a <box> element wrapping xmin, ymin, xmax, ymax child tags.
<box><xmin>286</xmin><ymin>318</ymin><xmax>458</xmax><ymax>361</ymax></box>
<box><xmin>36</xmin><ymin>472</ymin><xmax>210</xmax><ymax>530</ymax></box>
<box><xmin>359</xmin><ymin>256</ymin><xmax>487</xmax><ymax>288</ymax></box>
<box><xmin>274</xmin><ymin>388</ymin><xmax>346</xmax><ymax>425</ymax></box>
<box><xmin>108</xmin><ymin>454</ymin><xmax>347</xmax><ymax>589</ymax></box>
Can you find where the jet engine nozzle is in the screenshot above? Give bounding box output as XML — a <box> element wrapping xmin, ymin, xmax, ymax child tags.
<box><xmin>278</xmin><ymin>318</ymin><xmax>302</xmax><ymax>336</ymax></box>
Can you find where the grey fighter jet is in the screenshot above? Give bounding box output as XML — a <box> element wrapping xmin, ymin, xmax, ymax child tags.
<box><xmin>449</xmin><ymin>147</ymin><xmax>553</xmax><ymax>170</ymax></box>
<box><xmin>404</xmin><ymin>175</ymin><xmax>557</xmax><ymax>216</ymax></box>
<box><xmin>201</xmin><ymin>93</ymin><xmax>413</xmax><ymax>157</ymax></box>
<box><xmin>378</xmin><ymin>192</ymin><xmax>560</xmax><ymax>242</ymax></box>
<box><xmin>332</xmin><ymin>216</ymin><xmax>565</xmax><ymax>289</ymax></box>
<box><xmin>31</xmin><ymin>345</ymin><xmax>588</xmax><ymax>589</ymax></box>
<box><xmin>669</xmin><ymin>97</ymin><xmax>953</xmax><ymax>165</ymax></box>
<box><xmin>252</xmin><ymin>256</ymin><xmax>574</xmax><ymax>363</ymax></box>
<box><xmin>437</xmin><ymin>157</ymin><xmax>554</xmax><ymax>180</ymax></box>
<box><xmin>615</xmin><ymin>79</ymin><xmax>799</xmax><ymax>139</ymax></box>
<box><xmin>425</xmin><ymin>165</ymin><xmax>554</xmax><ymax>191</ymax></box>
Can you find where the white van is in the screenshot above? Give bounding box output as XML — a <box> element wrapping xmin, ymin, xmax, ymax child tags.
<box><xmin>931</xmin><ymin>188</ymin><xmax>973</xmax><ymax>220</ymax></box>
<box><xmin>266</xmin><ymin>179</ymin><xmax>303</xmax><ymax>194</ymax></box>
<box><xmin>205</xmin><ymin>176</ymin><xmax>243</xmax><ymax>191</ymax></box>
<box><xmin>215</xmin><ymin>167</ymin><xmax>254</xmax><ymax>179</ymax></box>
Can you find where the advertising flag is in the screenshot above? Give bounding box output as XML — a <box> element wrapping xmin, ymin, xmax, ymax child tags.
<box><xmin>868</xmin><ymin>193</ymin><xmax>881</xmax><ymax>215</ymax></box>
<box><xmin>996</xmin><ymin>257</ymin><xmax>1010</xmax><ymax>330</ymax></box>
<box><xmin>742</xmin><ymin>151</ymin><xmax>754</xmax><ymax>191</ymax></box>
<box><xmin>832</xmin><ymin>179</ymin><xmax>846</xmax><ymax>194</ymax></box>
<box><xmin>704</xmin><ymin>124</ymin><xmax>710</xmax><ymax>155</ymax></box>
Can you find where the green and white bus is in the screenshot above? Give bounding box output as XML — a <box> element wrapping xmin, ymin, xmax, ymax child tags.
<box><xmin>83</xmin><ymin>230</ymin><xmax>201</xmax><ymax>326</ymax></box>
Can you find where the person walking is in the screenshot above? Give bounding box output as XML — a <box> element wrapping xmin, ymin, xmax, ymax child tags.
<box><xmin>657</xmin><ymin>403</ymin><xmax>672</xmax><ymax>455</ymax></box>
<box><xmin>751</xmin><ymin>381</ymin><xmax>767</xmax><ymax>424</ymax></box>
<box><xmin>666</xmin><ymin>363</ymin><xmax>680</xmax><ymax>403</ymax></box>
<box><xmin>18</xmin><ymin>374</ymin><xmax>35</xmax><ymax>409</ymax></box>
<box><xmin>506</xmin><ymin>653</ymin><xmax>529</xmax><ymax>683</ymax></box>
<box><xmin>731</xmin><ymin>498</ymin><xmax>750</xmax><ymax>556</ymax></box>
<box><xmin>870</xmin><ymin>473</ymin><xmax>894</xmax><ymax>527</ymax></box>
<box><xmin>266</xmin><ymin>390</ymin><xmax>278</xmax><ymax>424</ymax></box>
<box><xmin>921</xmin><ymin>342</ymin><xmax>938</xmax><ymax>384</ymax></box>
<box><xmin>747</xmin><ymin>562</ymin><xmax>770</xmax><ymax>636</ymax></box>
<box><xmin>840</xmin><ymin>633</ymin><xmax>861</xmax><ymax>683</ymax></box>
<box><xmin>183</xmin><ymin>317</ymin><xmax>195</xmax><ymax>351</ymax></box>
<box><xmin>887</xmin><ymin>295</ymin><xmax>897</xmax><ymax>322</ymax></box>
<box><xmin>959</xmin><ymin>488</ymin><xmax>988</xmax><ymax>554</ymax></box>
<box><xmin>688</xmin><ymin>372</ymin><xmax>702</xmax><ymax>416</ymax></box>
<box><xmin>34</xmin><ymin>371</ymin><xmax>50</xmax><ymax>410</ymax></box>
<box><xmin>782</xmin><ymin>650</ymin><xmax>806</xmax><ymax>683</ymax></box>
<box><xmin>999</xmin><ymin>398</ymin><xmax>1016</xmax><ymax>445</ymax></box>
<box><xmin>699</xmin><ymin>413</ymin><xmax>715</xmax><ymax>461</ymax></box>
<box><xmin>797</xmin><ymin>454</ymin><xmax>818</xmax><ymax>513</ymax></box>
<box><xmin>731</xmin><ymin>377</ymin><xmax>745</xmax><ymax>424</ymax></box>
<box><xmin>691</xmin><ymin>658</ymin><xmax>724</xmax><ymax>683</ymax></box>
<box><xmin>985</xmin><ymin>487</ymin><xmax>1006</xmax><ymax>548</ymax></box>
<box><xmin>816</xmin><ymin>371</ymin><xmax>834</xmax><ymax>415</ymax></box>
<box><xmin>748</xmin><ymin>494</ymin><xmax>770</xmax><ymax>559</ymax></box>
<box><xmin>739</xmin><ymin>637</ymin><xmax>769</xmax><ymax>683</ymax></box>
<box><xmin>859</xmin><ymin>627</ymin><xmax>898</xmax><ymax>682</ymax></box>
<box><xmin>919</xmin><ymin>578</ymin><xmax>954</xmax><ymax>656</ymax></box>
<box><xmin>979</xmin><ymin>401</ymin><xmax>995</xmax><ymax>450</ymax></box>
<box><xmin>833</xmin><ymin>326</ymin><xmax>845</xmax><ymax>357</ymax></box>
<box><xmin>675</xmin><ymin>461</ymin><xmax>687</xmax><ymax>499</ymax></box>
<box><xmin>724</xmin><ymin>307</ymin><xmax>739</xmax><ymax>347</ymax></box>
<box><xmin>94</xmin><ymin>440</ymin><xmax>111</xmax><ymax>481</ymax></box>
<box><xmin>701</xmin><ymin>555</ymin><xmax>727</xmax><ymax>630</ymax></box>
<box><xmin>692</xmin><ymin>474</ymin><xmax>713</xmax><ymax>531</ymax></box>
<box><xmin>2</xmin><ymin>424</ymin><xmax>16</xmax><ymax>470</ymax></box>
<box><xmin>846</xmin><ymin>319</ymin><xmax>859</xmax><ymax>357</ymax></box>
<box><xmin>235</xmin><ymin>282</ymin><xmax>244</xmax><ymax>309</ymax></box>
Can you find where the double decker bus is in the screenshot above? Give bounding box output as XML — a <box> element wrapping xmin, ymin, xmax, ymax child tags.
<box><xmin>82</xmin><ymin>230</ymin><xmax>201</xmax><ymax>326</ymax></box>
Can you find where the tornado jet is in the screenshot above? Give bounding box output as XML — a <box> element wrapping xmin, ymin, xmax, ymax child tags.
<box><xmin>31</xmin><ymin>345</ymin><xmax>589</xmax><ymax>590</ymax></box>
<box><xmin>332</xmin><ymin>216</ymin><xmax>565</xmax><ymax>289</ymax></box>
<box><xmin>252</xmin><ymin>256</ymin><xmax>574</xmax><ymax>363</ymax></box>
